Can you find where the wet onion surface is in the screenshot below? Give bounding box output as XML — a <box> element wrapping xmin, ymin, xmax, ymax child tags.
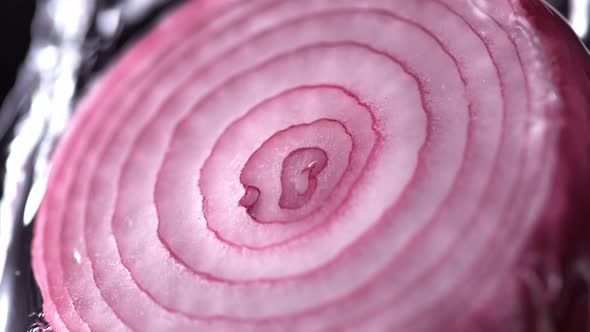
<box><xmin>31</xmin><ymin>1</ymin><xmax>590</xmax><ymax>331</ymax></box>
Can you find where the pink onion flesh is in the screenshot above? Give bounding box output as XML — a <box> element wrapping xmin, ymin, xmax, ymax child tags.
<box><xmin>32</xmin><ymin>0</ymin><xmax>590</xmax><ymax>331</ymax></box>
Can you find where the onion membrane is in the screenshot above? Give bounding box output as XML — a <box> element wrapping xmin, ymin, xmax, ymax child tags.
<box><xmin>32</xmin><ymin>0</ymin><xmax>590</xmax><ymax>331</ymax></box>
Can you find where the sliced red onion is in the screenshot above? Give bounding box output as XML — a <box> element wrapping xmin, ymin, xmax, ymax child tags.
<box><xmin>32</xmin><ymin>0</ymin><xmax>590</xmax><ymax>331</ymax></box>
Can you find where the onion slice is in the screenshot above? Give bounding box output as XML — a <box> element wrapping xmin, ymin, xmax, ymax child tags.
<box><xmin>32</xmin><ymin>0</ymin><xmax>590</xmax><ymax>331</ymax></box>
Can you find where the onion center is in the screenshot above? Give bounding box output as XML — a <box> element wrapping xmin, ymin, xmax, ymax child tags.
<box><xmin>240</xmin><ymin>146</ymin><xmax>328</xmax><ymax>215</ymax></box>
<box><xmin>238</xmin><ymin>117</ymin><xmax>348</xmax><ymax>222</ymax></box>
<box><xmin>279</xmin><ymin>147</ymin><xmax>328</xmax><ymax>209</ymax></box>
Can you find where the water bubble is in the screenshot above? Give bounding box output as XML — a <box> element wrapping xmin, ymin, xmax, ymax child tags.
<box><xmin>27</xmin><ymin>311</ymin><xmax>52</xmax><ymax>332</ymax></box>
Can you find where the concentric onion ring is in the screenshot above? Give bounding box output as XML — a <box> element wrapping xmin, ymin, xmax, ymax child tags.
<box><xmin>32</xmin><ymin>0</ymin><xmax>590</xmax><ymax>331</ymax></box>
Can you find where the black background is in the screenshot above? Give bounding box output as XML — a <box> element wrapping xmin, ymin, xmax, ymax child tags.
<box><xmin>0</xmin><ymin>1</ymin><xmax>35</xmax><ymax>112</ymax></box>
<box><xmin>0</xmin><ymin>1</ymin><xmax>35</xmax><ymax>200</ymax></box>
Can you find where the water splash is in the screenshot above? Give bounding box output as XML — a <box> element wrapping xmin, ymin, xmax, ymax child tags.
<box><xmin>27</xmin><ymin>312</ymin><xmax>52</xmax><ymax>332</ymax></box>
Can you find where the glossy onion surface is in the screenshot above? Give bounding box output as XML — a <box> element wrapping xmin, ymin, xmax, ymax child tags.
<box><xmin>32</xmin><ymin>0</ymin><xmax>590</xmax><ymax>331</ymax></box>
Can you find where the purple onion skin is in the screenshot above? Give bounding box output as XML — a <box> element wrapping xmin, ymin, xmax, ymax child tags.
<box><xmin>519</xmin><ymin>1</ymin><xmax>590</xmax><ymax>331</ymax></box>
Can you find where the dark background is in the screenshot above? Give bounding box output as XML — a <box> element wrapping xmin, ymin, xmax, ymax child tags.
<box><xmin>0</xmin><ymin>1</ymin><xmax>35</xmax><ymax>115</ymax></box>
<box><xmin>0</xmin><ymin>1</ymin><xmax>36</xmax><ymax>201</ymax></box>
